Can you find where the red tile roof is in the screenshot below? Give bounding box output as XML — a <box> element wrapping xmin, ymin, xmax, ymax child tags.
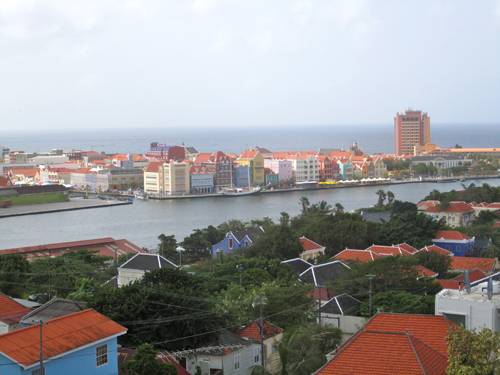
<box><xmin>425</xmin><ymin>201</ymin><xmax>474</xmax><ymax>214</ymax></box>
<box><xmin>0</xmin><ymin>309</ymin><xmax>126</xmax><ymax>368</ymax></box>
<box><xmin>415</xmin><ymin>265</ymin><xmax>438</xmax><ymax>278</ymax></box>
<box><xmin>436</xmin><ymin>269</ymin><xmax>488</xmax><ymax>290</ymax></box>
<box><xmin>453</xmin><ymin>268</ymin><xmax>487</xmax><ymax>283</ymax></box>
<box><xmin>434</xmin><ymin>230</ymin><xmax>471</xmax><ymax>241</ymax></box>
<box><xmin>0</xmin><ymin>295</ymin><xmax>31</xmax><ymax>325</ymax></box>
<box><xmin>397</xmin><ymin>243</ymin><xmax>419</xmax><ymax>254</ymax></box>
<box><xmin>450</xmin><ymin>256</ymin><xmax>497</xmax><ymax>274</ymax></box>
<box><xmin>317</xmin><ymin>327</ymin><xmax>448</xmax><ymax>375</ymax></box>
<box><xmin>334</xmin><ymin>249</ymin><xmax>383</xmax><ymax>263</ymax></box>
<box><xmin>366</xmin><ymin>245</ymin><xmax>412</xmax><ymax>256</ymax></box>
<box><xmin>0</xmin><ymin>238</ymin><xmax>143</xmax><ymax>259</ymax></box>
<box><xmin>298</xmin><ymin>236</ymin><xmax>325</xmax><ymax>252</ymax></box>
<box><xmin>0</xmin><ymin>176</ymin><xmax>12</xmax><ymax>187</ymax></box>
<box><xmin>238</xmin><ymin>320</ymin><xmax>283</xmax><ymax>341</ymax></box>
<box><xmin>239</xmin><ymin>150</ymin><xmax>260</xmax><ymax>159</ymax></box>
<box><xmin>435</xmin><ymin>279</ymin><xmax>461</xmax><ymax>290</ymax></box>
<box><xmin>145</xmin><ymin>162</ymin><xmax>163</xmax><ymax>173</ymax></box>
<box><xmin>419</xmin><ymin>245</ymin><xmax>453</xmax><ymax>257</ymax></box>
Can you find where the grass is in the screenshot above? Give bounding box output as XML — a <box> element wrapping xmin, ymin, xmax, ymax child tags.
<box><xmin>7</xmin><ymin>192</ymin><xmax>69</xmax><ymax>206</ymax></box>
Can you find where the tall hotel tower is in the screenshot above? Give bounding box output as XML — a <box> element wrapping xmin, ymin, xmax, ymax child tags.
<box><xmin>394</xmin><ymin>109</ymin><xmax>431</xmax><ymax>155</ymax></box>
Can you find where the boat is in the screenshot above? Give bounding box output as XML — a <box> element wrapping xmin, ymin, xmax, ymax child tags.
<box><xmin>134</xmin><ymin>190</ymin><xmax>148</xmax><ymax>200</ymax></box>
<box><xmin>222</xmin><ymin>186</ymin><xmax>262</xmax><ymax>197</ymax></box>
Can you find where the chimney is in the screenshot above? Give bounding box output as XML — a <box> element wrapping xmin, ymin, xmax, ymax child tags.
<box><xmin>464</xmin><ymin>270</ymin><xmax>471</xmax><ymax>294</ymax></box>
<box><xmin>487</xmin><ymin>277</ymin><xmax>493</xmax><ymax>300</ymax></box>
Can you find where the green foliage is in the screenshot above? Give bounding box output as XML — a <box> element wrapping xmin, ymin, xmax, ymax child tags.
<box><xmin>447</xmin><ymin>327</ymin><xmax>500</xmax><ymax>375</ymax></box>
<box><xmin>0</xmin><ymin>254</ymin><xmax>31</xmax><ymax>297</ymax></box>
<box><xmin>122</xmin><ymin>343</ymin><xmax>177</xmax><ymax>375</ymax></box>
<box><xmin>87</xmin><ymin>268</ymin><xmax>226</xmax><ymax>349</ymax></box>
<box><xmin>375</xmin><ymin>189</ymin><xmax>387</xmax><ymax>207</ymax></box>
<box><xmin>279</xmin><ymin>324</ymin><xmax>341</xmax><ymax>375</ymax></box>
<box><xmin>29</xmin><ymin>250</ymin><xmax>109</xmax><ymax>298</ymax></box>
<box><xmin>425</xmin><ymin>183</ymin><xmax>500</xmax><ymax>203</ymax></box>
<box><xmin>8</xmin><ymin>192</ymin><xmax>68</xmax><ymax>206</ymax></box>
<box><xmin>412</xmin><ymin>163</ymin><xmax>437</xmax><ymax>176</ymax></box>
<box><xmin>215</xmin><ymin>280</ymin><xmax>314</xmax><ymax>329</ymax></box>
<box><xmin>362</xmin><ymin>291</ymin><xmax>435</xmax><ymax>315</ymax></box>
<box><xmin>158</xmin><ymin>234</ymin><xmax>177</xmax><ymax>260</ymax></box>
<box><xmin>415</xmin><ymin>251</ymin><xmax>451</xmax><ymax>277</ymax></box>
<box><xmin>181</xmin><ymin>225</ymin><xmax>224</xmax><ymax>262</ymax></box>
<box><xmin>384</xmin><ymin>159</ymin><xmax>410</xmax><ymax>171</ymax></box>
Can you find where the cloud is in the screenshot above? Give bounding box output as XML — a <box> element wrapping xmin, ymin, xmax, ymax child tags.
<box><xmin>191</xmin><ymin>0</ymin><xmax>219</xmax><ymax>15</ymax></box>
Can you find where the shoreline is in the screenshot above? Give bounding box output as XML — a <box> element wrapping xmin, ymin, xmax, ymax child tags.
<box><xmin>146</xmin><ymin>174</ymin><xmax>500</xmax><ymax>200</ymax></box>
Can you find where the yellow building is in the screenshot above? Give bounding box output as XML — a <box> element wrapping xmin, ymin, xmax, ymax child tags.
<box><xmin>237</xmin><ymin>150</ymin><xmax>265</xmax><ymax>186</ymax></box>
<box><xmin>144</xmin><ymin>160</ymin><xmax>190</xmax><ymax>195</ymax></box>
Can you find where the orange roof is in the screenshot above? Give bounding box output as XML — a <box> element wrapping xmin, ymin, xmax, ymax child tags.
<box><xmin>0</xmin><ymin>294</ymin><xmax>31</xmax><ymax>324</ymax></box>
<box><xmin>448</xmin><ymin>147</ymin><xmax>500</xmax><ymax>153</ymax></box>
<box><xmin>436</xmin><ymin>279</ymin><xmax>461</xmax><ymax>290</ymax></box>
<box><xmin>318</xmin><ymin>313</ymin><xmax>452</xmax><ymax>375</ymax></box>
<box><xmin>239</xmin><ymin>150</ymin><xmax>260</xmax><ymax>159</ymax></box>
<box><xmin>298</xmin><ymin>236</ymin><xmax>324</xmax><ymax>252</ymax></box>
<box><xmin>425</xmin><ymin>201</ymin><xmax>474</xmax><ymax>214</ymax></box>
<box><xmin>366</xmin><ymin>245</ymin><xmax>411</xmax><ymax>256</ymax></box>
<box><xmin>450</xmin><ymin>256</ymin><xmax>496</xmax><ymax>274</ymax></box>
<box><xmin>238</xmin><ymin>320</ymin><xmax>283</xmax><ymax>341</ymax></box>
<box><xmin>419</xmin><ymin>245</ymin><xmax>453</xmax><ymax>257</ymax></box>
<box><xmin>8</xmin><ymin>168</ymin><xmax>38</xmax><ymax>178</ymax></box>
<box><xmin>415</xmin><ymin>265</ymin><xmax>438</xmax><ymax>278</ymax></box>
<box><xmin>0</xmin><ymin>176</ymin><xmax>11</xmax><ymax>187</ymax></box>
<box><xmin>194</xmin><ymin>152</ymin><xmax>213</xmax><ymax>164</ymax></box>
<box><xmin>0</xmin><ymin>309</ymin><xmax>126</xmax><ymax>368</ymax></box>
<box><xmin>145</xmin><ymin>162</ymin><xmax>162</xmax><ymax>173</ymax></box>
<box><xmin>397</xmin><ymin>243</ymin><xmax>419</xmax><ymax>254</ymax></box>
<box><xmin>365</xmin><ymin>313</ymin><xmax>452</xmax><ymax>357</ymax></box>
<box><xmin>434</xmin><ymin>230</ymin><xmax>471</xmax><ymax>241</ymax></box>
<box><xmin>334</xmin><ymin>249</ymin><xmax>383</xmax><ymax>263</ymax></box>
<box><xmin>436</xmin><ymin>269</ymin><xmax>488</xmax><ymax>290</ymax></box>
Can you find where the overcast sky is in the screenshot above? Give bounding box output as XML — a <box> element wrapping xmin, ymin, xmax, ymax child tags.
<box><xmin>0</xmin><ymin>0</ymin><xmax>499</xmax><ymax>131</ymax></box>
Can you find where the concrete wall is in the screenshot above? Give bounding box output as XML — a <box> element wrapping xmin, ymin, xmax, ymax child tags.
<box><xmin>117</xmin><ymin>268</ymin><xmax>145</xmax><ymax>287</ymax></box>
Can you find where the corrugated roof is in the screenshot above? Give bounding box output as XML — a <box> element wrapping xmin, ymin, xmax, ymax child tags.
<box><xmin>0</xmin><ymin>309</ymin><xmax>126</xmax><ymax>368</ymax></box>
<box><xmin>0</xmin><ymin>294</ymin><xmax>31</xmax><ymax>325</ymax></box>
<box><xmin>299</xmin><ymin>236</ymin><xmax>325</xmax><ymax>252</ymax></box>
<box><xmin>450</xmin><ymin>256</ymin><xmax>496</xmax><ymax>274</ymax></box>
<box><xmin>238</xmin><ymin>320</ymin><xmax>283</xmax><ymax>341</ymax></box>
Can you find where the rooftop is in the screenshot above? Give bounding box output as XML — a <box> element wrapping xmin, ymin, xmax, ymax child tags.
<box><xmin>119</xmin><ymin>253</ymin><xmax>178</xmax><ymax>271</ymax></box>
<box><xmin>450</xmin><ymin>256</ymin><xmax>497</xmax><ymax>274</ymax></box>
<box><xmin>434</xmin><ymin>230</ymin><xmax>471</xmax><ymax>241</ymax></box>
<box><xmin>238</xmin><ymin>320</ymin><xmax>283</xmax><ymax>341</ymax></box>
<box><xmin>0</xmin><ymin>294</ymin><xmax>31</xmax><ymax>325</ymax></box>
<box><xmin>298</xmin><ymin>236</ymin><xmax>325</xmax><ymax>252</ymax></box>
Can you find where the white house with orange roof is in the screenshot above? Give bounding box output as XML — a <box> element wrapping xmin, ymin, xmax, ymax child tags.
<box><xmin>298</xmin><ymin>236</ymin><xmax>326</xmax><ymax>261</ymax></box>
<box><xmin>418</xmin><ymin>200</ymin><xmax>475</xmax><ymax>227</ymax></box>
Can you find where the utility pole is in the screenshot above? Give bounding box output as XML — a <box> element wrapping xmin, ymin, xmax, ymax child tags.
<box><xmin>317</xmin><ymin>292</ymin><xmax>322</xmax><ymax>326</ymax></box>
<box><xmin>367</xmin><ymin>274</ymin><xmax>375</xmax><ymax>316</ymax></box>
<box><xmin>39</xmin><ymin>320</ymin><xmax>45</xmax><ymax>375</ymax></box>
<box><xmin>253</xmin><ymin>295</ymin><xmax>267</xmax><ymax>369</ymax></box>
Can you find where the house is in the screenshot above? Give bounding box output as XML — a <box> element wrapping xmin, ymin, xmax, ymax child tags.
<box><xmin>365</xmin><ymin>244</ymin><xmax>414</xmax><ymax>256</ymax></box>
<box><xmin>264</xmin><ymin>168</ymin><xmax>279</xmax><ymax>187</ymax></box>
<box><xmin>318</xmin><ymin>294</ymin><xmax>365</xmax><ymax>339</ymax></box>
<box><xmin>435</xmin><ymin>269</ymin><xmax>487</xmax><ymax>290</ymax></box>
<box><xmin>0</xmin><ymin>309</ymin><xmax>126</xmax><ymax>375</ymax></box>
<box><xmin>194</xmin><ymin>151</ymin><xmax>233</xmax><ymax>191</ymax></box>
<box><xmin>190</xmin><ymin>165</ymin><xmax>215</xmax><ymax>194</ymax></box>
<box><xmin>211</xmin><ymin>227</ymin><xmax>265</xmax><ymax>258</ymax></box>
<box><xmin>335</xmin><ymin>159</ymin><xmax>353</xmax><ymax>180</ymax></box>
<box><xmin>432</xmin><ymin>230</ymin><xmax>475</xmax><ymax>256</ymax></box>
<box><xmin>418</xmin><ymin>200</ymin><xmax>475</xmax><ymax>227</ymax></box>
<box><xmin>19</xmin><ymin>297</ymin><xmax>86</xmax><ymax>327</ymax></box>
<box><xmin>299</xmin><ymin>261</ymin><xmax>351</xmax><ymax>287</ymax></box>
<box><xmin>237</xmin><ymin>150</ymin><xmax>265</xmax><ymax>186</ymax></box>
<box><xmin>264</xmin><ymin>159</ymin><xmax>293</xmax><ymax>185</ymax></box>
<box><xmin>449</xmin><ymin>256</ymin><xmax>498</xmax><ymax>274</ymax></box>
<box><xmin>183</xmin><ymin>330</ymin><xmax>261</xmax><ymax>375</ymax></box>
<box><xmin>143</xmin><ymin>161</ymin><xmax>163</xmax><ymax>195</ymax></box>
<box><xmin>333</xmin><ymin>248</ymin><xmax>384</xmax><ymax>263</ymax></box>
<box><xmin>418</xmin><ymin>245</ymin><xmax>454</xmax><ymax>257</ymax></box>
<box><xmin>280</xmin><ymin>258</ymin><xmax>313</xmax><ymax>276</ymax></box>
<box><xmin>435</xmin><ymin>271</ymin><xmax>500</xmax><ymax>331</ymax></box>
<box><xmin>233</xmin><ymin>164</ymin><xmax>251</xmax><ymax>188</ymax></box>
<box><xmin>316</xmin><ymin>313</ymin><xmax>453</xmax><ymax>375</ymax></box>
<box><xmin>0</xmin><ymin>294</ymin><xmax>31</xmax><ymax>334</ymax></box>
<box><xmin>471</xmin><ymin>202</ymin><xmax>500</xmax><ymax>216</ymax></box>
<box><xmin>298</xmin><ymin>236</ymin><xmax>326</xmax><ymax>261</ymax></box>
<box><xmin>0</xmin><ymin>237</ymin><xmax>143</xmax><ymax>262</ymax></box>
<box><xmin>415</xmin><ymin>265</ymin><xmax>438</xmax><ymax>279</ymax></box>
<box><xmin>117</xmin><ymin>253</ymin><xmax>178</xmax><ymax>287</ymax></box>
<box><xmin>239</xmin><ymin>320</ymin><xmax>284</xmax><ymax>374</ymax></box>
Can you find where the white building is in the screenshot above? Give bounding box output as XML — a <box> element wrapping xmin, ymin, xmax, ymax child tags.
<box><xmin>319</xmin><ymin>294</ymin><xmax>366</xmax><ymax>341</ymax></box>
<box><xmin>435</xmin><ymin>271</ymin><xmax>500</xmax><ymax>331</ymax></box>
<box><xmin>117</xmin><ymin>253</ymin><xmax>178</xmax><ymax>287</ymax></box>
<box><xmin>291</xmin><ymin>155</ymin><xmax>319</xmax><ymax>183</ymax></box>
<box><xmin>264</xmin><ymin>159</ymin><xmax>293</xmax><ymax>183</ymax></box>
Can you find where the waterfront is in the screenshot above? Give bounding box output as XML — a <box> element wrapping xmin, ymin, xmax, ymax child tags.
<box><xmin>1</xmin><ymin>178</ymin><xmax>499</xmax><ymax>249</ymax></box>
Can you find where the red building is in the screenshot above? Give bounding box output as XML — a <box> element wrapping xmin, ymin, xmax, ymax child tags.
<box><xmin>394</xmin><ymin>109</ymin><xmax>431</xmax><ymax>155</ymax></box>
<box><xmin>145</xmin><ymin>142</ymin><xmax>186</xmax><ymax>161</ymax></box>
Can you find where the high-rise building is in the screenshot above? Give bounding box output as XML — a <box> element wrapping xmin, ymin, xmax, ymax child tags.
<box><xmin>394</xmin><ymin>110</ymin><xmax>431</xmax><ymax>155</ymax></box>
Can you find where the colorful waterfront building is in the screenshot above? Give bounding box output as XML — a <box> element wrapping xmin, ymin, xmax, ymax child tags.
<box><xmin>190</xmin><ymin>165</ymin><xmax>215</xmax><ymax>194</ymax></box>
<box><xmin>194</xmin><ymin>151</ymin><xmax>233</xmax><ymax>192</ymax></box>
<box><xmin>394</xmin><ymin>109</ymin><xmax>431</xmax><ymax>155</ymax></box>
<box><xmin>145</xmin><ymin>142</ymin><xmax>186</xmax><ymax>161</ymax></box>
<box><xmin>237</xmin><ymin>150</ymin><xmax>265</xmax><ymax>186</ymax></box>
<box><xmin>264</xmin><ymin>159</ymin><xmax>293</xmax><ymax>184</ymax></box>
<box><xmin>432</xmin><ymin>230</ymin><xmax>475</xmax><ymax>256</ymax></box>
<box><xmin>143</xmin><ymin>160</ymin><xmax>190</xmax><ymax>195</ymax></box>
<box><xmin>265</xmin><ymin>168</ymin><xmax>279</xmax><ymax>187</ymax></box>
<box><xmin>336</xmin><ymin>159</ymin><xmax>353</xmax><ymax>180</ymax></box>
<box><xmin>233</xmin><ymin>164</ymin><xmax>251</xmax><ymax>188</ymax></box>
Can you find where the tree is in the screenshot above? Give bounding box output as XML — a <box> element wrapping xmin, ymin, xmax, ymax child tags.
<box><xmin>362</xmin><ymin>291</ymin><xmax>435</xmax><ymax>315</ymax></box>
<box><xmin>375</xmin><ymin>190</ymin><xmax>386</xmax><ymax>207</ymax></box>
<box><xmin>158</xmin><ymin>234</ymin><xmax>177</xmax><ymax>259</ymax></box>
<box><xmin>279</xmin><ymin>324</ymin><xmax>341</xmax><ymax>375</ymax></box>
<box><xmin>181</xmin><ymin>225</ymin><xmax>224</xmax><ymax>262</ymax></box>
<box><xmin>123</xmin><ymin>344</ymin><xmax>177</xmax><ymax>375</ymax></box>
<box><xmin>334</xmin><ymin>203</ymin><xmax>344</xmax><ymax>214</ymax></box>
<box><xmin>415</xmin><ymin>251</ymin><xmax>451</xmax><ymax>277</ymax></box>
<box><xmin>299</xmin><ymin>197</ymin><xmax>310</xmax><ymax>215</ymax></box>
<box><xmin>0</xmin><ymin>254</ymin><xmax>30</xmax><ymax>297</ymax></box>
<box><xmin>447</xmin><ymin>327</ymin><xmax>500</xmax><ymax>375</ymax></box>
<box><xmin>386</xmin><ymin>191</ymin><xmax>395</xmax><ymax>205</ymax></box>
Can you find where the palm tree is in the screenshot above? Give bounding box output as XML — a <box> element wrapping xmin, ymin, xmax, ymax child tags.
<box><xmin>334</xmin><ymin>203</ymin><xmax>344</xmax><ymax>213</ymax></box>
<box><xmin>375</xmin><ymin>189</ymin><xmax>386</xmax><ymax>207</ymax></box>
<box><xmin>387</xmin><ymin>191</ymin><xmax>395</xmax><ymax>205</ymax></box>
<box><xmin>299</xmin><ymin>196</ymin><xmax>310</xmax><ymax>215</ymax></box>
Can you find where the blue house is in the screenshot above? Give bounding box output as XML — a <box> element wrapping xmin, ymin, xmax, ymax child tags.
<box><xmin>233</xmin><ymin>165</ymin><xmax>250</xmax><ymax>188</ymax></box>
<box><xmin>432</xmin><ymin>230</ymin><xmax>475</xmax><ymax>256</ymax></box>
<box><xmin>211</xmin><ymin>227</ymin><xmax>265</xmax><ymax>258</ymax></box>
<box><xmin>0</xmin><ymin>309</ymin><xmax>126</xmax><ymax>375</ymax></box>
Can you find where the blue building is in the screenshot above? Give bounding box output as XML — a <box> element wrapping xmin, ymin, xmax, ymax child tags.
<box><xmin>432</xmin><ymin>230</ymin><xmax>475</xmax><ymax>256</ymax></box>
<box><xmin>211</xmin><ymin>227</ymin><xmax>264</xmax><ymax>258</ymax></box>
<box><xmin>0</xmin><ymin>309</ymin><xmax>126</xmax><ymax>375</ymax></box>
<box><xmin>233</xmin><ymin>165</ymin><xmax>250</xmax><ymax>188</ymax></box>
<box><xmin>336</xmin><ymin>159</ymin><xmax>353</xmax><ymax>180</ymax></box>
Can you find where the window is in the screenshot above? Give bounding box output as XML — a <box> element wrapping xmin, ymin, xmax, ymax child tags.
<box><xmin>228</xmin><ymin>238</ymin><xmax>234</xmax><ymax>250</ymax></box>
<box><xmin>96</xmin><ymin>344</ymin><xmax>108</xmax><ymax>367</ymax></box>
<box><xmin>443</xmin><ymin>313</ymin><xmax>466</xmax><ymax>327</ymax></box>
<box><xmin>234</xmin><ymin>352</ymin><xmax>240</xmax><ymax>370</ymax></box>
<box><xmin>254</xmin><ymin>347</ymin><xmax>260</xmax><ymax>363</ymax></box>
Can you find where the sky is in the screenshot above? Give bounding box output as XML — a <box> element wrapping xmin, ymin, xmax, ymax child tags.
<box><xmin>0</xmin><ymin>0</ymin><xmax>499</xmax><ymax>131</ymax></box>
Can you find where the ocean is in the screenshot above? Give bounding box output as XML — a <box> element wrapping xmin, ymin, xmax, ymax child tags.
<box><xmin>0</xmin><ymin>123</ymin><xmax>498</xmax><ymax>154</ymax></box>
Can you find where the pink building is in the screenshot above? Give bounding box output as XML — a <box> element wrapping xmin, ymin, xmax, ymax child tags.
<box><xmin>394</xmin><ymin>109</ymin><xmax>431</xmax><ymax>155</ymax></box>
